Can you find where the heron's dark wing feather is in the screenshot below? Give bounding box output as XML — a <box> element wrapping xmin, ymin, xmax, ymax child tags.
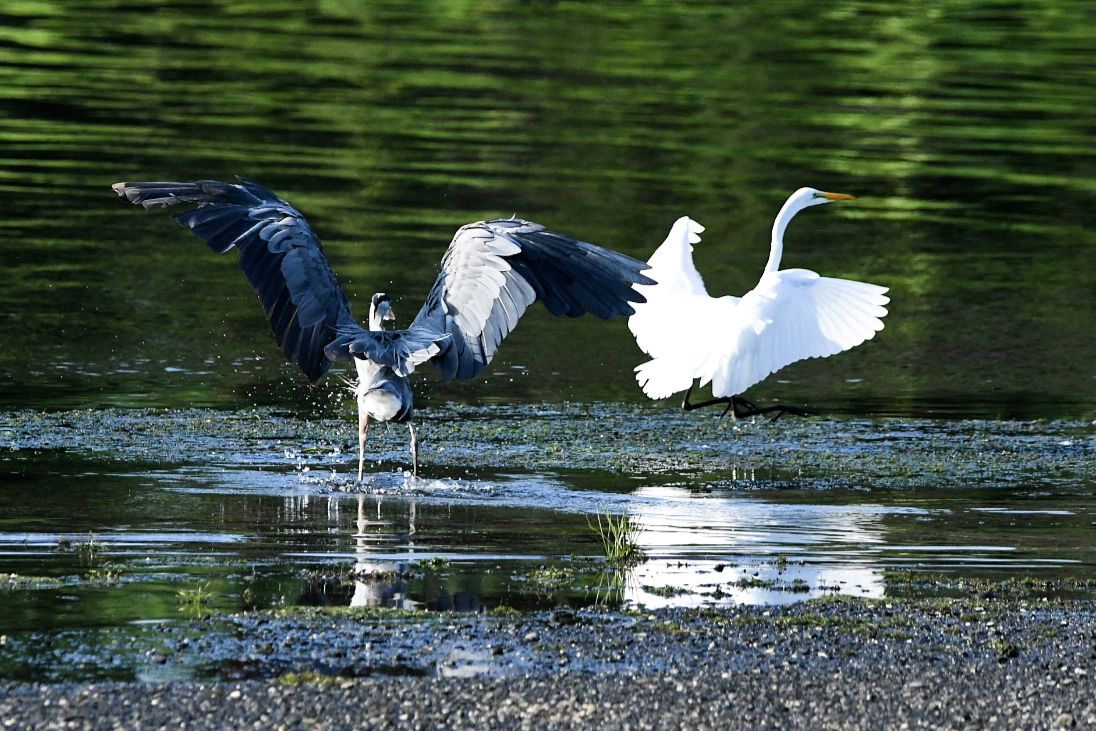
<box><xmin>112</xmin><ymin>178</ymin><xmax>358</xmax><ymax>383</ymax></box>
<box><xmin>410</xmin><ymin>219</ymin><xmax>654</xmax><ymax>382</ymax></box>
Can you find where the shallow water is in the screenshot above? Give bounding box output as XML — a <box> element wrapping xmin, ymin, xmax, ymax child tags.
<box><xmin>2</xmin><ymin>406</ymin><xmax>1093</xmax><ymax>646</ymax></box>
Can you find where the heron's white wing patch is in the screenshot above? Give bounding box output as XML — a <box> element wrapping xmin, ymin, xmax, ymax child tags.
<box><xmin>412</xmin><ymin>219</ymin><xmax>652</xmax><ymax>382</ymax></box>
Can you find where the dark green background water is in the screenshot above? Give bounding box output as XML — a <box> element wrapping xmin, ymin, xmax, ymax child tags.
<box><xmin>3</xmin><ymin>0</ymin><xmax>1093</xmax><ymax>418</ymax></box>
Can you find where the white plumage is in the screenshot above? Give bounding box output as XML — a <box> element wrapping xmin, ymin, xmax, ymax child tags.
<box><xmin>629</xmin><ymin>188</ymin><xmax>889</xmax><ymax>405</ymax></box>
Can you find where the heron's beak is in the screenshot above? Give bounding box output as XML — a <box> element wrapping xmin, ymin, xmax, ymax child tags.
<box><xmin>383</xmin><ymin>308</ymin><xmax>396</xmax><ymax>322</ymax></box>
<box><xmin>821</xmin><ymin>192</ymin><xmax>856</xmax><ymax>201</ymax></box>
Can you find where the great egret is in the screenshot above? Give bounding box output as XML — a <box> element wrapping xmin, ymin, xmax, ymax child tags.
<box><xmin>628</xmin><ymin>187</ymin><xmax>889</xmax><ymax>417</ymax></box>
<box><xmin>113</xmin><ymin>178</ymin><xmax>653</xmax><ymax>477</ymax></box>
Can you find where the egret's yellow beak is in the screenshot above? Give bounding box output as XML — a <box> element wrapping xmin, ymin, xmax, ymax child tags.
<box><xmin>821</xmin><ymin>191</ymin><xmax>856</xmax><ymax>201</ymax></box>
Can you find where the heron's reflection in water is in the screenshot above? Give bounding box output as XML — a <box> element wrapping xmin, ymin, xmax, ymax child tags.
<box><xmin>349</xmin><ymin>493</ymin><xmax>420</xmax><ymax>610</ymax></box>
<box><xmin>348</xmin><ymin>494</ymin><xmax>481</xmax><ymax>612</ymax></box>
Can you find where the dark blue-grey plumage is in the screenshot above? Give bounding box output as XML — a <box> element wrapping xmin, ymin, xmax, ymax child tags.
<box><xmin>113</xmin><ymin>177</ymin><xmax>654</xmax><ymax>475</ymax></box>
<box><xmin>326</xmin><ymin>219</ymin><xmax>655</xmax><ymax>382</ymax></box>
<box><xmin>112</xmin><ymin>178</ymin><xmax>351</xmax><ymax>383</ymax></box>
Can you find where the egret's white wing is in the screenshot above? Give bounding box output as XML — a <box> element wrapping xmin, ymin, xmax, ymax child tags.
<box><xmin>629</xmin><ymin>216</ymin><xmax>727</xmax><ymax>358</ymax></box>
<box><xmin>633</xmin><ymin>293</ymin><xmax>738</xmax><ymax>398</ymax></box>
<box><xmin>703</xmin><ymin>269</ymin><xmax>889</xmax><ymax>397</ymax></box>
<box><xmin>642</xmin><ymin>216</ymin><xmax>708</xmax><ymax>296</ymax></box>
<box><xmin>635</xmin><ymin>269</ymin><xmax>888</xmax><ymax>400</ymax></box>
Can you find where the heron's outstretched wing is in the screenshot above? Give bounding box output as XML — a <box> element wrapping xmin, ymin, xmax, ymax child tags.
<box><xmin>402</xmin><ymin>218</ymin><xmax>654</xmax><ymax>382</ymax></box>
<box><xmin>112</xmin><ymin>178</ymin><xmax>357</xmax><ymax>383</ymax></box>
<box><xmin>635</xmin><ymin>268</ymin><xmax>889</xmax><ymax>399</ymax></box>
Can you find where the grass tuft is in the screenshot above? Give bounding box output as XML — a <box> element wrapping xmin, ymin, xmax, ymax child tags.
<box><xmin>177</xmin><ymin>583</ymin><xmax>213</xmax><ymax>617</ymax></box>
<box><xmin>587</xmin><ymin>509</ymin><xmax>644</xmax><ymax>566</ymax></box>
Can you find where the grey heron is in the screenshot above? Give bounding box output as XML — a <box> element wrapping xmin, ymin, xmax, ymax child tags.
<box><xmin>113</xmin><ymin>178</ymin><xmax>653</xmax><ymax>477</ymax></box>
<box><xmin>628</xmin><ymin>187</ymin><xmax>889</xmax><ymax>418</ymax></box>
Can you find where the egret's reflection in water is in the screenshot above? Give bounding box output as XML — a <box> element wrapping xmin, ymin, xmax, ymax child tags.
<box><xmin>620</xmin><ymin>486</ymin><xmax>914</xmax><ymax>606</ymax></box>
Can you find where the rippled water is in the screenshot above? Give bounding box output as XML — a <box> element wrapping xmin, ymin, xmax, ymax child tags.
<box><xmin>2</xmin><ymin>0</ymin><xmax>1094</xmax><ymax>416</ymax></box>
<box><xmin>1</xmin><ymin>0</ymin><xmax>1095</xmax><ymax>680</ymax></box>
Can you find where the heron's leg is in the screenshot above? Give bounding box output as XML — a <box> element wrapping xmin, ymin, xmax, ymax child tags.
<box><xmin>408</xmin><ymin>422</ymin><xmax>419</xmax><ymax>477</ymax></box>
<box><xmin>358</xmin><ymin>411</ymin><xmax>370</xmax><ymax>482</ymax></box>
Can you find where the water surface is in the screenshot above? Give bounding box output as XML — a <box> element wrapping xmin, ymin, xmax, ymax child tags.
<box><xmin>2</xmin><ymin>406</ymin><xmax>1093</xmax><ymax>640</ymax></box>
<box><xmin>1</xmin><ymin>0</ymin><xmax>1093</xmax><ymax>416</ymax></box>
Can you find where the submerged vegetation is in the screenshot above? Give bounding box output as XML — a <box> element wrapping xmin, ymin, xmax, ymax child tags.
<box><xmin>178</xmin><ymin>583</ymin><xmax>214</xmax><ymax>617</ymax></box>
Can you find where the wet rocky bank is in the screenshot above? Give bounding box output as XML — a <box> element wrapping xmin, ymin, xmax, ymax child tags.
<box><xmin>4</xmin><ymin>405</ymin><xmax>1093</xmax><ymax>489</ymax></box>
<box><xmin>3</xmin><ymin>597</ymin><xmax>1094</xmax><ymax>729</ymax></box>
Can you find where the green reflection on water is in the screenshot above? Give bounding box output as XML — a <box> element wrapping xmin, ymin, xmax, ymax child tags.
<box><xmin>1</xmin><ymin>0</ymin><xmax>1093</xmax><ymax>417</ymax></box>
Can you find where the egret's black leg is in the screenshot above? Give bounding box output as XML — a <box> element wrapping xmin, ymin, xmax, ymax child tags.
<box><xmin>730</xmin><ymin>399</ymin><xmax>813</xmax><ymax>420</ymax></box>
<box><xmin>681</xmin><ymin>386</ymin><xmax>811</xmax><ymax>420</ymax></box>
<box><xmin>681</xmin><ymin>385</ymin><xmax>733</xmax><ymax>412</ymax></box>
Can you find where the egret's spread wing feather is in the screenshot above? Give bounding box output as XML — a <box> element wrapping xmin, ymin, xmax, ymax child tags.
<box><xmin>643</xmin><ymin>216</ymin><xmax>708</xmax><ymax>296</ymax></box>
<box><xmin>411</xmin><ymin>219</ymin><xmax>653</xmax><ymax>382</ymax></box>
<box><xmin>702</xmin><ymin>269</ymin><xmax>889</xmax><ymax>398</ymax></box>
<box><xmin>629</xmin><ymin>217</ymin><xmax>729</xmax><ymax>358</ymax></box>
<box><xmin>324</xmin><ymin>327</ymin><xmax>446</xmax><ymax>377</ymax></box>
<box><xmin>632</xmin><ymin>294</ymin><xmax>738</xmax><ymax>399</ymax></box>
<box><xmin>113</xmin><ymin>178</ymin><xmax>357</xmax><ymax>383</ymax></box>
<box><xmin>635</xmin><ymin>270</ymin><xmax>888</xmax><ymax>400</ymax></box>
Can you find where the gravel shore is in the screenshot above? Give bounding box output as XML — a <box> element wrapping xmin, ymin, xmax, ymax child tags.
<box><xmin>3</xmin><ymin>598</ymin><xmax>1094</xmax><ymax>729</ymax></box>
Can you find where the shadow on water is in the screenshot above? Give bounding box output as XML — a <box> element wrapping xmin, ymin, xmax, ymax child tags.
<box><xmin>0</xmin><ymin>1</ymin><xmax>1094</xmax><ymax>419</ymax></box>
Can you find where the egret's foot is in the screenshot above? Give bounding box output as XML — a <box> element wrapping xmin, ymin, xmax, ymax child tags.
<box><xmin>729</xmin><ymin>399</ymin><xmax>813</xmax><ymax>421</ymax></box>
<box><xmin>681</xmin><ymin>386</ymin><xmax>812</xmax><ymax>421</ymax></box>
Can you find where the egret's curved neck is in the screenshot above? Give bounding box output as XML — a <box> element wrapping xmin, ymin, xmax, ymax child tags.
<box><xmin>765</xmin><ymin>197</ymin><xmax>805</xmax><ymax>274</ymax></box>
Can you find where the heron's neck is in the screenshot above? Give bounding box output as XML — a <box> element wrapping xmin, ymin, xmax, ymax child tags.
<box><xmin>765</xmin><ymin>197</ymin><xmax>802</xmax><ymax>274</ymax></box>
<box><xmin>368</xmin><ymin>309</ymin><xmax>386</xmax><ymax>332</ymax></box>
